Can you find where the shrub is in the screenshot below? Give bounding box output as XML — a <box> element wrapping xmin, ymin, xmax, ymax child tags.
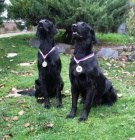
<box><xmin>126</xmin><ymin>8</ymin><xmax>135</xmax><ymax>36</ymax></box>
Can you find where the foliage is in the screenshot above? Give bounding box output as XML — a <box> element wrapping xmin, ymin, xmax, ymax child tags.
<box><xmin>55</xmin><ymin>29</ymin><xmax>65</xmax><ymax>43</ymax></box>
<box><xmin>0</xmin><ymin>0</ymin><xmax>5</xmax><ymax>27</ymax></box>
<box><xmin>7</xmin><ymin>0</ymin><xmax>128</xmax><ymax>33</ymax></box>
<box><xmin>55</xmin><ymin>29</ymin><xmax>135</xmax><ymax>45</ymax></box>
<box><xmin>0</xmin><ymin>34</ymin><xmax>135</xmax><ymax>140</ymax></box>
<box><xmin>126</xmin><ymin>8</ymin><xmax>135</xmax><ymax>36</ymax></box>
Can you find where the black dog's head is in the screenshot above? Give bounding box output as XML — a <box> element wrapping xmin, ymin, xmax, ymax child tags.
<box><xmin>36</xmin><ymin>19</ymin><xmax>58</xmax><ymax>39</ymax></box>
<box><xmin>71</xmin><ymin>22</ymin><xmax>99</xmax><ymax>44</ymax></box>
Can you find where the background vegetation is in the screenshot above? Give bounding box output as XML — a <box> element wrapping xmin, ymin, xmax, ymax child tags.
<box><xmin>126</xmin><ymin>8</ymin><xmax>135</xmax><ymax>36</ymax></box>
<box><xmin>7</xmin><ymin>0</ymin><xmax>129</xmax><ymax>43</ymax></box>
<box><xmin>7</xmin><ymin>0</ymin><xmax>128</xmax><ymax>32</ymax></box>
<box><xmin>0</xmin><ymin>0</ymin><xmax>5</xmax><ymax>27</ymax></box>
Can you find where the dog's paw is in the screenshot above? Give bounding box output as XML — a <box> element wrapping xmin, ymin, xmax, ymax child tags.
<box><xmin>66</xmin><ymin>114</ymin><xmax>75</xmax><ymax>119</ymax></box>
<box><xmin>78</xmin><ymin>116</ymin><xmax>87</xmax><ymax>122</ymax></box>
<box><xmin>37</xmin><ymin>99</ymin><xmax>44</xmax><ymax>104</ymax></box>
<box><xmin>78</xmin><ymin>113</ymin><xmax>88</xmax><ymax>121</ymax></box>
<box><xmin>44</xmin><ymin>104</ymin><xmax>51</xmax><ymax>109</ymax></box>
<box><xmin>56</xmin><ymin>103</ymin><xmax>62</xmax><ymax>108</ymax></box>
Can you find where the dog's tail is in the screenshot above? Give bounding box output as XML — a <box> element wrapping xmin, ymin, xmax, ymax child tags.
<box><xmin>17</xmin><ymin>89</ymin><xmax>35</xmax><ymax>96</ymax></box>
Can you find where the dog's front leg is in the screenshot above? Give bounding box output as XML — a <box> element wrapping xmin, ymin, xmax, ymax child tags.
<box><xmin>41</xmin><ymin>84</ymin><xmax>51</xmax><ymax>109</ymax></box>
<box><xmin>66</xmin><ymin>86</ymin><xmax>79</xmax><ymax>119</ymax></box>
<box><xmin>79</xmin><ymin>86</ymin><xmax>95</xmax><ymax>121</ymax></box>
<box><xmin>56</xmin><ymin>79</ymin><xmax>62</xmax><ymax>108</ymax></box>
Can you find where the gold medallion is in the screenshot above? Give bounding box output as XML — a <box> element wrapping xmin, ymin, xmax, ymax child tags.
<box><xmin>42</xmin><ymin>61</ymin><xmax>47</xmax><ymax>67</ymax></box>
<box><xmin>76</xmin><ymin>65</ymin><xmax>83</xmax><ymax>72</ymax></box>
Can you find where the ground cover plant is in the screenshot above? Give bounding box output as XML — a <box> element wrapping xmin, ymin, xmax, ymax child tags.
<box><xmin>0</xmin><ymin>33</ymin><xmax>135</xmax><ymax>140</ymax></box>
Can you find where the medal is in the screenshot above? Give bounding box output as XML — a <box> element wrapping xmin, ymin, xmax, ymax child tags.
<box><xmin>42</xmin><ymin>61</ymin><xmax>47</xmax><ymax>67</ymax></box>
<box><xmin>39</xmin><ymin>47</ymin><xmax>56</xmax><ymax>68</ymax></box>
<box><xmin>76</xmin><ymin>65</ymin><xmax>83</xmax><ymax>72</ymax></box>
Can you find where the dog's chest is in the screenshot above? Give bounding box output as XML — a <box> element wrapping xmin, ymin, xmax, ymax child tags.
<box><xmin>38</xmin><ymin>50</ymin><xmax>59</xmax><ymax>67</ymax></box>
<box><xmin>71</xmin><ymin>61</ymin><xmax>92</xmax><ymax>77</ymax></box>
<box><xmin>70</xmin><ymin>58</ymin><xmax>97</xmax><ymax>89</ymax></box>
<box><xmin>71</xmin><ymin>55</ymin><xmax>97</xmax><ymax>77</ymax></box>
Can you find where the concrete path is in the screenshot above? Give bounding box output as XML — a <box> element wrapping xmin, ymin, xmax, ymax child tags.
<box><xmin>0</xmin><ymin>31</ymin><xmax>35</xmax><ymax>38</ymax></box>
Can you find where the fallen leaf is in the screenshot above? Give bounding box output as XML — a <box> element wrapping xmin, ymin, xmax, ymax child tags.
<box><xmin>18</xmin><ymin>110</ymin><xmax>25</xmax><ymax>116</ymax></box>
<box><xmin>23</xmin><ymin>72</ymin><xmax>33</xmax><ymax>76</ymax></box>
<box><xmin>9</xmin><ymin>59</ymin><xmax>14</xmax><ymax>62</ymax></box>
<box><xmin>12</xmin><ymin>116</ymin><xmax>18</xmax><ymax>121</ymax></box>
<box><xmin>6</xmin><ymin>93</ymin><xmax>22</xmax><ymax>98</ymax></box>
<box><xmin>133</xmin><ymin>71</ymin><xmax>135</xmax><ymax>77</ymax></box>
<box><xmin>18</xmin><ymin>61</ymin><xmax>36</xmax><ymax>66</ymax></box>
<box><xmin>43</xmin><ymin>123</ymin><xmax>54</xmax><ymax>128</ymax></box>
<box><xmin>127</xmin><ymin>80</ymin><xmax>135</xmax><ymax>84</ymax></box>
<box><xmin>9</xmin><ymin>88</ymin><xmax>17</xmax><ymax>94</ymax></box>
<box><xmin>6</xmin><ymin>53</ymin><xmax>18</xmax><ymax>58</ymax></box>
<box><xmin>22</xmin><ymin>104</ymin><xmax>28</xmax><ymax>108</ymax></box>
<box><xmin>10</xmin><ymin>70</ymin><xmax>19</xmax><ymax>75</ymax></box>
<box><xmin>17</xmin><ymin>100</ymin><xmax>26</xmax><ymax>104</ymax></box>
<box><xmin>4</xmin><ymin>117</ymin><xmax>10</xmax><ymax>122</ymax></box>
<box><xmin>122</xmin><ymin>71</ymin><xmax>130</xmax><ymax>76</ymax></box>
<box><xmin>104</xmin><ymin>73</ymin><xmax>108</xmax><ymax>76</ymax></box>
<box><xmin>65</xmin><ymin>90</ymin><xmax>70</xmax><ymax>94</ymax></box>
<box><xmin>106</xmin><ymin>62</ymin><xmax>112</xmax><ymax>67</ymax></box>
<box><xmin>117</xmin><ymin>94</ymin><xmax>123</xmax><ymax>98</ymax></box>
<box><xmin>24</xmin><ymin>123</ymin><xmax>30</xmax><ymax>127</ymax></box>
<box><xmin>6</xmin><ymin>88</ymin><xmax>22</xmax><ymax>98</ymax></box>
<box><xmin>100</xmin><ymin>113</ymin><xmax>105</xmax><ymax>117</ymax></box>
<box><xmin>12</xmin><ymin>45</ymin><xmax>16</xmax><ymax>48</ymax></box>
<box><xmin>129</xmin><ymin>138</ymin><xmax>135</xmax><ymax>140</ymax></box>
<box><xmin>7</xmin><ymin>124</ymin><xmax>11</xmax><ymax>127</ymax></box>
<box><xmin>3</xmin><ymin>134</ymin><xmax>13</xmax><ymax>139</ymax></box>
<box><xmin>0</xmin><ymin>83</ymin><xmax>6</xmax><ymax>88</ymax></box>
<box><xmin>30</xmin><ymin>127</ymin><xmax>35</xmax><ymax>132</ymax></box>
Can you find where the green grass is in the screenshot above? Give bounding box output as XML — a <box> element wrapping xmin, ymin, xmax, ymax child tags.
<box><xmin>0</xmin><ymin>33</ymin><xmax>135</xmax><ymax>140</ymax></box>
<box><xmin>97</xmin><ymin>33</ymin><xmax>135</xmax><ymax>45</ymax></box>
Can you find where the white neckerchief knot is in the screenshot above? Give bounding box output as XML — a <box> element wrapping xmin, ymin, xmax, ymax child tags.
<box><xmin>39</xmin><ymin>47</ymin><xmax>56</xmax><ymax>59</ymax></box>
<box><xmin>74</xmin><ymin>53</ymin><xmax>94</xmax><ymax>64</ymax></box>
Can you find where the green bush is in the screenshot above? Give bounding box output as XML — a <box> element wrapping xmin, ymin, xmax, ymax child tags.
<box><xmin>126</xmin><ymin>8</ymin><xmax>135</xmax><ymax>36</ymax></box>
<box><xmin>8</xmin><ymin>0</ymin><xmax>128</xmax><ymax>33</ymax></box>
<box><xmin>55</xmin><ymin>29</ymin><xmax>65</xmax><ymax>43</ymax></box>
<box><xmin>0</xmin><ymin>0</ymin><xmax>5</xmax><ymax>27</ymax></box>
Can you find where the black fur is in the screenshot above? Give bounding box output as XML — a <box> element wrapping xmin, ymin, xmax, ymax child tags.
<box><xmin>66</xmin><ymin>22</ymin><xmax>117</xmax><ymax>121</ymax></box>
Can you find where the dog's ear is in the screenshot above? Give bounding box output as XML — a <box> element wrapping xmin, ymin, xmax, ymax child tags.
<box><xmin>86</xmin><ymin>23</ymin><xmax>99</xmax><ymax>45</ymax></box>
<box><xmin>51</xmin><ymin>24</ymin><xmax>58</xmax><ymax>36</ymax></box>
<box><xmin>36</xmin><ymin>20</ymin><xmax>41</xmax><ymax>38</ymax></box>
<box><xmin>36</xmin><ymin>28</ymin><xmax>40</xmax><ymax>38</ymax></box>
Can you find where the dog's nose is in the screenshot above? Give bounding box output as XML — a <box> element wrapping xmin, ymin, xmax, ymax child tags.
<box><xmin>72</xmin><ymin>24</ymin><xmax>77</xmax><ymax>29</ymax></box>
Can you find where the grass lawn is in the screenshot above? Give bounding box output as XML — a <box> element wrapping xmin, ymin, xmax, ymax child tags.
<box><xmin>0</xmin><ymin>33</ymin><xmax>135</xmax><ymax>140</ymax></box>
<box><xmin>97</xmin><ymin>33</ymin><xmax>135</xmax><ymax>45</ymax></box>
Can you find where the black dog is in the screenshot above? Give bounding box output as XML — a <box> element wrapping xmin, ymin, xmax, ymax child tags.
<box><xmin>66</xmin><ymin>22</ymin><xmax>117</xmax><ymax>121</ymax></box>
<box><xmin>18</xmin><ymin>20</ymin><xmax>64</xmax><ymax>108</ymax></box>
<box><xmin>34</xmin><ymin>19</ymin><xmax>64</xmax><ymax>108</ymax></box>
